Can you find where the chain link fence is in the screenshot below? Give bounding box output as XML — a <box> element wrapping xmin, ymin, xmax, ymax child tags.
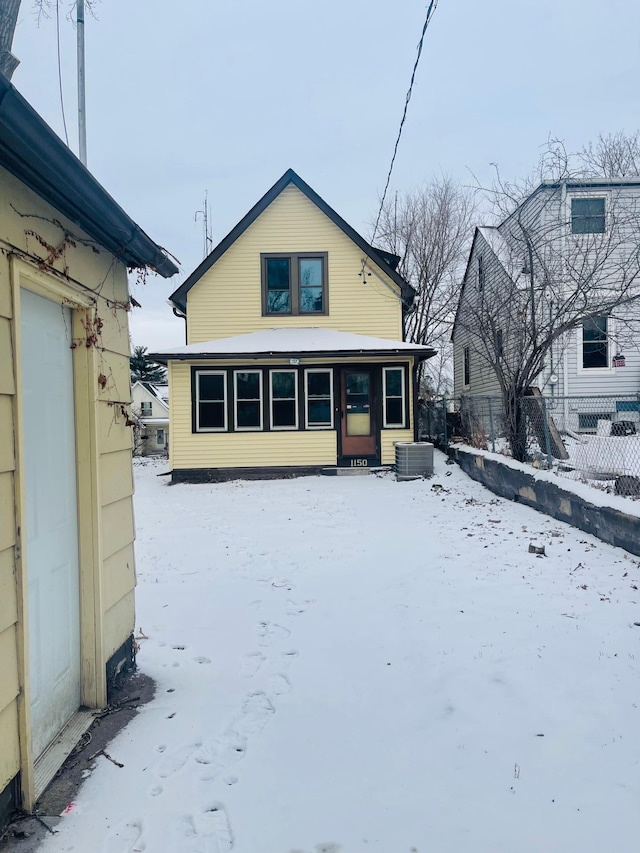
<box><xmin>419</xmin><ymin>394</ymin><xmax>640</xmax><ymax>498</ymax></box>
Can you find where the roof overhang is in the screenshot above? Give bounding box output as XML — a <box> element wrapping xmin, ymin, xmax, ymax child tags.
<box><xmin>152</xmin><ymin>347</ymin><xmax>436</xmax><ymax>364</ymax></box>
<box><xmin>0</xmin><ymin>74</ymin><xmax>178</xmax><ymax>278</ymax></box>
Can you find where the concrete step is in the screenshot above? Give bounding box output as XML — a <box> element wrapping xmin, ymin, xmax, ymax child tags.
<box><xmin>321</xmin><ymin>466</ymin><xmax>392</xmax><ymax>476</ymax></box>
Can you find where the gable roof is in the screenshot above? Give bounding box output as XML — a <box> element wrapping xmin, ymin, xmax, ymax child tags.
<box><xmin>0</xmin><ymin>73</ymin><xmax>178</xmax><ymax>278</ymax></box>
<box><xmin>151</xmin><ymin>327</ymin><xmax>436</xmax><ymax>363</ymax></box>
<box><xmin>169</xmin><ymin>169</ymin><xmax>414</xmax><ymax>312</ymax></box>
<box><xmin>132</xmin><ymin>381</ymin><xmax>170</xmax><ymax>411</ymax></box>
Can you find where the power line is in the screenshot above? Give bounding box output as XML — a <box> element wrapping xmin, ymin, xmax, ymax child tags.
<box><xmin>55</xmin><ymin>0</ymin><xmax>69</xmax><ymax>146</ymax></box>
<box><xmin>369</xmin><ymin>0</ymin><xmax>439</xmax><ymax>249</ymax></box>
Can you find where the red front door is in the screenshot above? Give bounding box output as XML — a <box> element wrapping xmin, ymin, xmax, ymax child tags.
<box><xmin>340</xmin><ymin>369</ymin><xmax>377</xmax><ymax>460</ymax></box>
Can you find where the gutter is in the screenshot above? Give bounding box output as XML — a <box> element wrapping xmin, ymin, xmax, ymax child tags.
<box><xmin>150</xmin><ymin>347</ymin><xmax>437</xmax><ymax>365</ymax></box>
<box><xmin>0</xmin><ymin>74</ymin><xmax>178</xmax><ymax>278</ymax></box>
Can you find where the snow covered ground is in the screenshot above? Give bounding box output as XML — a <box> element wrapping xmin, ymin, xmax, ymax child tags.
<box><xmin>39</xmin><ymin>454</ymin><xmax>639</xmax><ymax>853</ymax></box>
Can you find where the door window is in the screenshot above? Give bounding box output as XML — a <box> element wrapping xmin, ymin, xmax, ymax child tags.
<box><xmin>346</xmin><ymin>372</ymin><xmax>371</xmax><ymax>436</ymax></box>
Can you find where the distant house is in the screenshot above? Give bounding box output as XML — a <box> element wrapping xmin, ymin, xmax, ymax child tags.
<box><xmin>152</xmin><ymin>169</ymin><xmax>435</xmax><ymax>480</ymax></box>
<box><xmin>0</xmin><ymin>73</ymin><xmax>177</xmax><ymax>817</ymax></box>
<box><xmin>131</xmin><ymin>381</ymin><xmax>169</xmax><ymax>455</ymax></box>
<box><xmin>452</xmin><ymin>178</ymin><xmax>640</xmax><ymax>433</ymax></box>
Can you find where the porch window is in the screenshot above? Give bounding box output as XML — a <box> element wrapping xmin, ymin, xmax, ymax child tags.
<box><xmin>262</xmin><ymin>253</ymin><xmax>328</xmax><ymax>315</ymax></box>
<box><xmin>305</xmin><ymin>369</ymin><xmax>333</xmax><ymax>428</ymax></box>
<box><xmin>383</xmin><ymin>367</ymin><xmax>406</xmax><ymax>428</ymax></box>
<box><xmin>234</xmin><ymin>370</ymin><xmax>263</xmax><ymax>430</ymax></box>
<box><xmin>270</xmin><ymin>370</ymin><xmax>298</xmax><ymax>429</ymax></box>
<box><xmin>196</xmin><ymin>370</ymin><xmax>227</xmax><ymax>431</ymax></box>
<box><xmin>582</xmin><ymin>316</ymin><xmax>608</xmax><ymax>369</ymax></box>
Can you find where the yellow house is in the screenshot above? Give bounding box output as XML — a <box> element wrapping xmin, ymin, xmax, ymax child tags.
<box><xmin>0</xmin><ymin>75</ymin><xmax>177</xmax><ymax>817</ymax></box>
<box><xmin>153</xmin><ymin>170</ymin><xmax>435</xmax><ymax>480</ymax></box>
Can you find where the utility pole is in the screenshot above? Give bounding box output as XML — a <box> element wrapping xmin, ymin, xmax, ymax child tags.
<box><xmin>77</xmin><ymin>0</ymin><xmax>87</xmax><ymax>165</ymax></box>
<box><xmin>194</xmin><ymin>191</ymin><xmax>213</xmax><ymax>259</ymax></box>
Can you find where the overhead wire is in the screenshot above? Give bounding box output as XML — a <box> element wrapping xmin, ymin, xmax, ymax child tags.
<box><xmin>368</xmin><ymin>0</ymin><xmax>439</xmax><ymax>252</ymax></box>
<box><xmin>55</xmin><ymin>0</ymin><xmax>70</xmax><ymax>146</ymax></box>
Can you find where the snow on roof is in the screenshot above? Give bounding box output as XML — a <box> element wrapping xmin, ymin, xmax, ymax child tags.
<box><xmin>478</xmin><ymin>226</ymin><xmax>522</xmax><ymax>279</ymax></box>
<box><xmin>151</xmin><ymin>328</ymin><xmax>436</xmax><ymax>359</ymax></box>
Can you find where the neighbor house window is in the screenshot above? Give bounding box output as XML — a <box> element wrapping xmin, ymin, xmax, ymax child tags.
<box><xmin>305</xmin><ymin>369</ymin><xmax>333</xmax><ymax>428</ymax></box>
<box><xmin>463</xmin><ymin>346</ymin><xmax>470</xmax><ymax>386</ymax></box>
<box><xmin>478</xmin><ymin>256</ymin><xmax>485</xmax><ymax>291</ymax></box>
<box><xmin>496</xmin><ymin>328</ymin><xmax>504</xmax><ymax>358</ymax></box>
<box><xmin>582</xmin><ymin>316</ymin><xmax>609</xmax><ymax>369</ymax></box>
<box><xmin>140</xmin><ymin>401</ymin><xmax>152</xmax><ymax>415</ymax></box>
<box><xmin>262</xmin><ymin>253</ymin><xmax>328</xmax><ymax>315</ymax></box>
<box><xmin>156</xmin><ymin>429</ymin><xmax>165</xmax><ymax>446</ymax></box>
<box><xmin>571</xmin><ymin>197</ymin><xmax>605</xmax><ymax>234</ymax></box>
<box><xmin>196</xmin><ymin>371</ymin><xmax>227</xmax><ymax>431</ymax></box>
<box><xmin>270</xmin><ymin>370</ymin><xmax>298</xmax><ymax>429</ymax></box>
<box><xmin>234</xmin><ymin>370</ymin><xmax>263</xmax><ymax>430</ymax></box>
<box><xmin>383</xmin><ymin>367</ymin><xmax>406</xmax><ymax>428</ymax></box>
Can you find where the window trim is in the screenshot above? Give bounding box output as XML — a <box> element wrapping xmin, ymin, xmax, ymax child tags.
<box><xmin>269</xmin><ymin>369</ymin><xmax>299</xmax><ymax>431</ymax></box>
<box><xmin>382</xmin><ymin>366</ymin><xmax>406</xmax><ymax>428</ymax></box>
<box><xmin>570</xmin><ymin>195</ymin><xmax>606</xmax><ymax>235</ymax></box>
<box><xmin>261</xmin><ymin>252</ymin><xmax>329</xmax><ymax>316</ymax></box>
<box><xmin>577</xmin><ymin>315</ymin><xmax>614</xmax><ymax>374</ymax></box>
<box><xmin>140</xmin><ymin>401</ymin><xmax>152</xmax><ymax>415</ymax></box>
<box><xmin>233</xmin><ymin>369</ymin><xmax>264</xmax><ymax>431</ymax></box>
<box><xmin>195</xmin><ymin>369</ymin><xmax>228</xmax><ymax>432</ymax></box>
<box><xmin>304</xmin><ymin>368</ymin><xmax>334</xmax><ymax>429</ymax></box>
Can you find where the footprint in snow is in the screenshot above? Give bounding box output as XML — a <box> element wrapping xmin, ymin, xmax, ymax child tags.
<box><xmin>103</xmin><ymin>819</ymin><xmax>145</xmax><ymax>853</ymax></box>
<box><xmin>174</xmin><ymin>805</ymin><xmax>233</xmax><ymax>852</ymax></box>
<box><xmin>286</xmin><ymin>600</ymin><xmax>314</xmax><ymax>616</ymax></box>
<box><xmin>149</xmin><ymin>785</ymin><xmax>163</xmax><ymax>797</ymax></box>
<box><xmin>257</xmin><ymin>622</ymin><xmax>291</xmax><ymax>646</ymax></box>
<box><xmin>269</xmin><ymin>673</ymin><xmax>292</xmax><ymax>695</ymax></box>
<box><xmin>241</xmin><ymin>651</ymin><xmax>266</xmax><ymax>678</ymax></box>
<box><xmin>233</xmin><ymin>692</ymin><xmax>275</xmax><ymax>737</ymax></box>
<box><xmin>158</xmin><ymin>739</ymin><xmax>202</xmax><ymax>778</ymax></box>
<box><xmin>193</xmin><ymin>656</ymin><xmax>211</xmax><ymax>664</ymax></box>
<box><xmin>195</xmin><ymin>732</ymin><xmax>247</xmax><ymax>781</ymax></box>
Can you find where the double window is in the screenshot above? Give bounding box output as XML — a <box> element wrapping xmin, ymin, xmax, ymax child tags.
<box><xmin>571</xmin><ymin>197</ymin><xmax>606</xmax><ymax>234</ymax></box>
<box><xmin>262</xmin><ymin>253</ymin><xmax>328</xmax><ymax>315</ymax></box>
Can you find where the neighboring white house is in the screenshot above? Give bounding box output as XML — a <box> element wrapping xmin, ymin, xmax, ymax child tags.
<box><xmin>452</xmin><ymin>178</ymin><xmax>640</xmax><ymax>433</ymax></box>
<box><xmin>131</xmin><ymin>381</ymin><xmax>169</xmax><ymax>455</ymax></box>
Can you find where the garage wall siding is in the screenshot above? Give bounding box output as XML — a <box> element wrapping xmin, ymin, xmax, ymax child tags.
<box><xmin>0</xmin><ymin>164</ymin><xmax>139</xmax><ymax>795</ymax></box>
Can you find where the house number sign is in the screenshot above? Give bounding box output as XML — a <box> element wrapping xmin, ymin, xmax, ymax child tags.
<box><xmin>350</xmin><ymin>458</ymin><xmax>369</xmax><ymax>467</ymax></box>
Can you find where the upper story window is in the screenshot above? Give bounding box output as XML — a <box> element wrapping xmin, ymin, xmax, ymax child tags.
<box><xmin>463</xmin><ymin>346</ymin><xmax>470</xmax><ymax>387</ymax></box>
<box><xmin>478</xmin><ymin>255</ymin><xmax>485</xmax><ymax>291</ymax></box>
<box><xmin>262</xmin><ymin>252</ymin><xmax>328</xmax><ymax>315</ymax></box>
<box><xmin>582</xmin><ymin>316</ymin><xmax>609</xmax><ymax>369</ymax></box>
<box><xmin>571</xmin><ymin>198</ymin><xmax>605</xmax><ymax>234</ymax></box>
<box><xmin>140</xmin><ymin>401</ymin><xmax>152</xmax><ymax>415</ymax></box>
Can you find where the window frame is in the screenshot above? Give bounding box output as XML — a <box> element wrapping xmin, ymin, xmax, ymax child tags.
<box><xmin>156</xmin><ymin>428</ymin><xmax>165</xmax><ymax>446</ymax></box>
<box><xmin>269</xmin><ymin>369</ymin><xmax>299</xmax><ymax>431</ymax></box>
<box><xmin>195</xmin><ymin>369</ymin><xmax>228</xmax><ymax>432</ymax></box>
<box><xmin>578</xmin><ymin>315</ymin><xmax>613</xmax><ymax>374</ymax></box>
<box><xmin>233</xmin><ymin>369</ymin><xmax>264</xmax><ymax>431</ymax></box>
<box><xmin>463</xmin><ymin>346</ymin><xmax>471</xmax><ymax>388</ymax></box>
<box><xmin>570</xmin><ymin>196</ymin><xmax>606</xmax><ymax>235</ymax></box>
<box><xmin>478</xmin><ymin>255</ymin><xmax>485</xmax><ymax>291</ymax></box>
<box><xmin>304</xmin><ymin>368</ymin><xmax>334</xmax><ymax>430</ymax></box>
<box><xmin>261</xmin><ymin>252</ymin><xmax>329</xmax><ymax>316</ymax></box>
<box><xmin>140</xmin><ymin>400</ymin><xmax>152</xmax><ymax>415</ymax></box>
<box><xmin>382</xmin><ymin>366</ymin><xmax>406</xmax><ymax>428</ymax></box>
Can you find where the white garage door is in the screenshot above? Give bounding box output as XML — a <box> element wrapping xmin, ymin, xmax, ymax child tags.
<box><xmin>20</xmin><ymin>288</ymin><xmax>81</xmax><ymax>759</ymax></box>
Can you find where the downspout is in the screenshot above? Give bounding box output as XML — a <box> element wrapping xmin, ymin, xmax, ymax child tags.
<box><xmin>560</xmin><ymin>181</ymin><xmax>569</xmax><ymax>425</ymax></box>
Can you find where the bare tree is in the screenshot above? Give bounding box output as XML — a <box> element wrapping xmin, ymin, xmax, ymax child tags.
<box><xmin>579</xmin><ymin>131</ymin><xmax>640</xmax><ymax>178</ymax></box>
<box><xmin>459</xmin><ymin>141</ymin><xmax>640</xmax><ymax>460</ymax></box>
<box><xmin>0</xmin><ymin>0</ymin><xmax>21</xmax><ymax>78</ymax></box>
<box><xmin>373</xmin><ymin>176</ymin><xmax>476</xmax><ymax>394</ymax></box>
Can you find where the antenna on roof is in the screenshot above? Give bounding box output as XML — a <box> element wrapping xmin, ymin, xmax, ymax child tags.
<box><xmin>194</xmin><ymin>191</ymin><xmax>213</xmax><ymax>259</ymax></box>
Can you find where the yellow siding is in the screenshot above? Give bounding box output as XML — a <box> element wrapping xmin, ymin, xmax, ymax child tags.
<box><xmin>100</xmin><ymin>449</ymin><xmax>134</xmax><ymax>508</ymax></box>
<box><xmin>0</xmin><ymin>548</ymin><xmax>17</xmax><ymax>635</ymax></box>
<box><xmin>380</xmin><ymin>429</ymin><xmax>415</xmax><ymax>465</ymax></box>
<box><xmin>102</xmin><ymin>543</ymin><xmax>136</xmax><ymax>612</ymax></box>
<box><xmin>0</xmin><ymin>396</ymin><xmax>14</xmax><ymax>472</ymax></box>
<box><xmin>103</xmin><ymin>590</ymin><xmax>135</xmax><ymax>661</ymax></box>
<box><xmin>0</xmin><ymin>626</ymin><xmax>19</xmax><ymax>713</ymax></box>
<box><xmin>0</xmin><ymin>700</ymin><xmax>19</xmax><ymax>792</ymax></box>
<box><xmin>0</xmin><ymin>162</ymin><xmax>139</xmax><ymax>801</ymax></box>
<box><xmin>101</xmin><ymin>496</ymin><xmax>136</xmax><ymax>561</ymax></box>
<box><xmin>187</xmin><ymin>185</ymin><xmax>403</xmax><ymax>343</ymax></box>
<box><xmin>0</xmin><ymin>472</ymin><xmax>15</xmax><ymax>552</ymax></box>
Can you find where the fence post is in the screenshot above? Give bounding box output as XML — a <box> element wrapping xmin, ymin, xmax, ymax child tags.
<box><xmin>442</xmin><ymin>397</ymin><xmax>448</xmax><ymax>448</ymax></box>
<box><xmin>541</xmin><ymin>396</ymin><xmax>553</xmax><ymax>469</ymax></box>
<box><xmin>487</xmin><ymin>397</ymin><xmax>495</xmax><ymax>453</ymax></box>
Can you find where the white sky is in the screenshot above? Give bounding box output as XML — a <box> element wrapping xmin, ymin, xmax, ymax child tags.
<box><xmin>11</xmin><ymin>0</ymin><xmax>640</xmax><ymax>350</ymax></box>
